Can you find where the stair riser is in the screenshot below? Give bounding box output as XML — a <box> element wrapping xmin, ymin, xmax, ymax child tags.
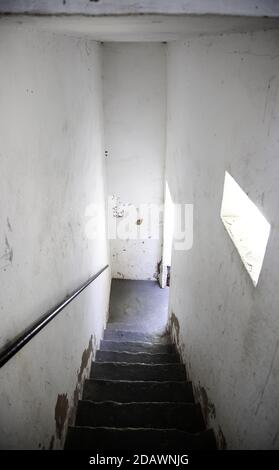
<box><xmin>96</xmin><ymin>351</ymin><xmax>180</xmax><ymax>364</ymax></box>
<box><xmin>104</xmin><ymin>330</ymin><xmax>170</xmax><ymax>344</ymax></box>
<box><xmin>100</xmin><ymin>340</ymin><xmax>175</xmax><ymax>354</ymax></box>
<box><xmin>76</xmin><ymin>401</ymin><xmax>205</xmax><ymax>432</ymax></box>
<box><xmin>65</xmin><ymin>427</ymin><xmax>216</xmax><ymax>450</ymax></box>
<box><xmin>83</xmin><ymin>380</ymin><xmax>194</xmax><ymax>403</ymax></box>
<box><xmin>91</xmin><ymin>363</ymin><xmax>186</xmax><ymax>381</ymax></box>
<box><xmin>106</xmin><ymin>322</ymin><xmax>162</xmax><ymax>333</ymax></box>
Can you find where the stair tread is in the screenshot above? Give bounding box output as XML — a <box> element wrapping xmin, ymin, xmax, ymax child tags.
<box><xmin>98</xmin><ymin>351</ymin><xmax>177</xmax><ymax>356</ymax></box>
<box><xmin>91</xmin><ymin>362</ymin><xmax>186</xmax><ymax>381</ymax></box>
<box><xmin>77</xmin><ymin>399</ymin><xmax>197</xmax><ymax>405</ymax></box>
<box><xmin>86</xmin><ymin>378</ymin><xmax>189</xmax><ymax>383</ymax></box>
<box><xmin>92</xmin><ymin>362</ymin><xmax>183</xmax><ymax>366</ymax></box>
<box><xmin>65</xmin><ymin>426</ymin><xmax>216</xmax><ymax>450</ymax></box>
<box><xmin>104</xmin><ymin>329</ymin><xmax>171</xmax><ymax>344</ymax></box>
<box><xmin>102</xmin><ymin>340</ymin><xmax>172</xmax><ymax>346</ymax></box>
<box><xmin>96</xmin><ymin>350</ymin><xmax>180</xmax><ymax>364</ymax></box>
<box><xmin>106</xmin><ymin>323</ymin><xmax>167</xmax><ymax>336</ymax></box>
<box><xmin>100</xmin><ymin>340</ymin><xmax>175</xmax><ymax>353</ymax></box>
<box><xmin>70</xmin><ymin>425</ymin><xmax>200</xmax><ymax>431</ymax></box>
<box><xmin>64</xmin><ymin>326</ymin><xmax>216</xmax><ymax>450</ymax></box>
<box><xmin>83</xmin><ymin>378</ymin><xmax>194</xmax><ymax>403</ymax></box>
<box><xmin>75</xmin><ymin>400</ymin><xmax>205</xmax><ymax>432</ymax></box>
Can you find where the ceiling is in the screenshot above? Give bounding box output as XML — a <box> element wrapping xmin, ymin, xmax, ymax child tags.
<box><xmin>1</xmin><ymin>14</ymin><xmax>279</xmax><ymax>42</ymax></box>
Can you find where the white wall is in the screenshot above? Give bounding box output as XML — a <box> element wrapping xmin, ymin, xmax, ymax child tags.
<box><xmin>0</xmin><ymin>25</ymin><xmax>111</xmax><ymax>449</ymax></box>
<box><xmin>104</xmin><ymin>43</ymin><xmax>166</xmax><ymax>280</ymax></box>
<box><xmin>166</xmin><ymin>29</ymin><xmax>279</xmax><ymax>449</ymax></box>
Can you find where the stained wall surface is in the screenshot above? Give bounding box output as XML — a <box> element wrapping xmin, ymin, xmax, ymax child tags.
<box><xmin>104</xmin><ymin>43</ymin><xmax>166</xmax><ymax>280</ymax></box>
<box><xmin>166</xmin><ymin>29</ymin><xmax>279</xmax><ymax>449</ymax></box>
<box><xmin>0</xmin><ymin>25</ymin><xmax>111</xmax><ymax>449</ymax></box>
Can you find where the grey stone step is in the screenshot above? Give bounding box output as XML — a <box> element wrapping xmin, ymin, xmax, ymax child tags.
<box><xmin>83</xmin><ymin>379</ymin><xmax>194</xmax><ymax>403</ymax></box>
<box><xmin>90</xmin><ymin>362</ymin><xmax>186</xmax><ymax>381</ymax></box>
<box><xmin>75</xmin><ymin>401</ymin><xmax>205</xmax><ymax>432</ymax></box>
<box><xmin>104</xmin><ymin>329</ymin><xmax>171</xmax><ymax>344</ymax></box>
<box><xmin>65</xmin><ymin>426</ymin><xmax>216</xmax><ymax>450</ymax></box>
<box><xmin>96</xmin><ymin>350</ymin><xmax>180</xmax><ymax>364</ymax></box>
<box><xmin>100</xmin><ymin>340</ymin><xmax>175</xmax><ymax>354</ymax></box>
<box><xmin>106</xmin><ymin>322</ymin><xmax>150</xmax><ymax>331</ymax></box>
<box><xmin>106</xmin><ymin>322</ymin><xmax>167</xmax><ymax>336</ymax></box>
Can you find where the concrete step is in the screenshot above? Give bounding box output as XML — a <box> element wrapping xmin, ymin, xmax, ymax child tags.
<box><xmin>83</xmin><ymin>379</ymin><xmax>194</xmax><ymax>403</ymax></box>
<box><xmin>65</xmin><ymin>426</ymin><xmax>216</xmax><ymax>450</ymax></box>
<box><xmin>96</xmin><ymin>350</ymin><xmax>180</xmax><ymax>364</ymax></box>
<box><xmin>75</xmin><ymin>401</ymin><xmax>205</xmax><ymax>432</ymax></box>
<box><xmin>106</xmin><ymin>322</ymin><xmax>151</xmax><ymax>331</ymax></box>
<box><xmin>100</xmin><ymin>340</ymin><xmax>175</xmax><ymax>354</ymax></box>
<box><xmin>90</xmin><ymin>362</ymin><xmax>186</xmax><ymax>381</ymax></box>
<box><xmin>106</xmin><ymin>322</ymin><xmax>166</xmax><ymax>335</ymax></box>
<box><xmin>103</xmin><ymin>329</ymin><xmax>171</xmax><ymax>344</ymax></box>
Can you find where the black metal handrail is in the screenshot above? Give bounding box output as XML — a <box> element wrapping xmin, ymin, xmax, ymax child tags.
<box><xmin>0</xmin><ymin>264</ymin><xmax>109</xmax><ymax>368</ymax></box>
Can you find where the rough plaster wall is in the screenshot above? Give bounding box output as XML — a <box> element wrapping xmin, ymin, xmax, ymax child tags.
<box><xmin>0</xmin><ymin>25</ymin><xmax>111</xmax><ymax>449</ymax></box>
<box><xmin>166</xmin><ymin>30</ymin><xmax>279</xmax><ymax>449</ymax></box>
<box><xmin>104</xmin><ymin>43</ymin><xmax>166</xmax><ymax>280</ymax></box>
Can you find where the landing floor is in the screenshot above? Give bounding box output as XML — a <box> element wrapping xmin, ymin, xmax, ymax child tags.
<box><xmin>108</xmin><ymin>279</ymin><xmax>169</xmax><ymax>335</ymax></box>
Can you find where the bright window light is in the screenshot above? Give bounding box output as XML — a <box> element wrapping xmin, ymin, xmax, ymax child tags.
<box><xmin>220</xmin><ymin>171</ymin><xmax>271</xmax><ymax>286</ymax></box>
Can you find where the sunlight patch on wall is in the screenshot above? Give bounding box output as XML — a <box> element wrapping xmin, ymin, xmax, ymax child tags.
<box><xmin>221</xmin><ymin>172</ymin><xmax>271</xmax><ymax>286</ymax></box>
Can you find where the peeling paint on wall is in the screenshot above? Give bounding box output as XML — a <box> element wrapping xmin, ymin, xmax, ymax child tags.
<box><xmin>55</xmin><ymin>394</ymin><xmax>69</xmax><ymax>440</ymax></box>
<box><xmin>170</xmin><ymin>311</ymin><xmax>180</xmax><ymax>345</ymax></box>
<box><xmin>104</xmin><ymin>44</ymin><xmax>165</xmax><ymax>280</ymax></box>
<box><xmin>196</xmin><ymin>385</ymin><xmax>216</xmax><ymax>426</ymax></box>
<box><xmin>53</xmin><ymin>332</ymin><xmax>96</xmax><ymax>443</ymax></box>
<box><xmin>217</xmin><ymin>425</ymin><xmax>227</xmax><ymax>450</ymax></box>
<box><xmin>0</xmin><ymin>27</ymin><xmax>111</xmax><ymax>451</ymax></box>
<box><xmin>68</xmin><ymin>335</ymin><xmax>96</xmax><ymax>425</ymax></box>
<box><xmin>6</xmin><ymin>217</ymin><xmax>12</xmax><ymax>232</ymax></box>
<box><xmin>166</xmin><ymin>30</ymin><xmax>279</xmax><ymax>448</ymax></box>
<box><xmin>55</xmin><ymin>331</ymin><xmax>96</xmax><ymax>446</ymax></box>
<box><xmin>168</xmin><ymin>311</ymin><xmax>221</xmax><ymax>446</ymax></box>
<box><xmin>77</xmin><ymin>335</ymin><xmax>93</xmax><ymax>383</ymax></box>
<box><xmin>48</xmin><ymin>435</ymin><xmax>55</xmax><ymax>450</ymax></box>
<box><xmin>112</xmin><ymin>195</ymin><xmax>125</xmax><ymax>218</ymax></box>
<box><xmin>68</xmin><ymin>335</ymin><xmax>96</xmax><ymax>427</ymax></box>
<box><xmin>0</xmin><ymin>234</ymin><xmax>13</xmax><ymax>270</ymax></box>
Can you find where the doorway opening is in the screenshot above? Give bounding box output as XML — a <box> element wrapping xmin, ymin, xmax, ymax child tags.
<box><xmin>159</xmin><ymin>181</ymin><xmax>174</xmax><ymax>289</ymax></box>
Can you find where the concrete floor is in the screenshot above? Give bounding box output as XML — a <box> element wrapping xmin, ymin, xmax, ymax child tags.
<box><xmin>108</xmin><ymin>279</ymin><xmax>169</xmax><ymax>335</ymax></box>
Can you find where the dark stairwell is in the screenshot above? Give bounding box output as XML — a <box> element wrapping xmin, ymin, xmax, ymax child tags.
<box><xmin>64</xmin><ymin>280</ymin><xmax>216</xmax><ymax>450</ymax></box>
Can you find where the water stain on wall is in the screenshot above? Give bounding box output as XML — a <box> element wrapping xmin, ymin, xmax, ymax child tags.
<box><xmin>77</xmin><ymin>335</ymin><xmax>93</xmax><ymax>382</ymax></box>
<box><xmin>255</xmin><ymin>339</ymin><xmax>279</xmax><ymax>416</ymax></box>
<box><xmin>197</xmin><ymin>385</ymin><xmax>216</xmax><ymax>425</ymax></box>
<box><xmin>170</xmin><ymin>311</ymin><xmax>180</xmax><ymax>345</ymax></box>
<box><xmin>49</xmin><ymin>435</ymin><xmax>55</xmax><ymax>450</ymax></box>
<box><xmin>68</xmin><ymin>386</ymin><xmax>80</xmax><ymax>427</ymax></box>
<box><xmin>169</xmin><ymin>313</ymin><xmax>222</xmax><ymax>447</ymax></box>
<box><xmin>217</xmin><ymin>425</ymin><xmax>227</xmax><ymax>450</ymax></box>
<box><xmin>55</xmin><ymin>393</ymin><xmax>69</xmax><ymax>440</ymax></box>
<box><xmin>7</xmin><ymin>217</ymin><xmax>12</xmax><ymax>232</ymax></box>
<box><xmin>169</xmin><ymin>311</ymin><xmax>186</xmax><ymax>366</ymax></box>
<box><xmin>5</xmin><ymin>235</ymin><xmax>13</xmax><ymax>263</ymax></box>
<box><xmin>1</xmin><ymin>234</ymin><xmax>13</xmax><ymax>269</ymax></box>
<box><xmin>68</xmin><ymin>335</ymin><xmax>96</xmax><ymax>427</ymax></box>
<box><xmin>153</xmin><ymin>259</ymin><xmax>162</xmax><ymax>281</ymax></box>
<box><xmin>112</xmin><ymin>195</ymin><xmax>125</xmax><ymax>218</ymax></box>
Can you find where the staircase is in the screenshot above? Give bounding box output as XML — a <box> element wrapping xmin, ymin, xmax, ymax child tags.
<box><xmin>65</xmin><ymin>327</ymin><xmax>216</xmax><ymax>450</ymax></box>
